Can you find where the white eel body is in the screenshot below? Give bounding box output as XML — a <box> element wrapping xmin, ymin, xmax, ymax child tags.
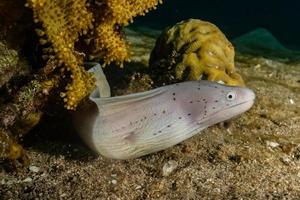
<box><xmin>73</xmin><ymin>63</ymin><xmax>255</xmax><ymax>159</ymax></box>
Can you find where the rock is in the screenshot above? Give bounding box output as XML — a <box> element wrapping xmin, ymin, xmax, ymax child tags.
<box><xmin>162</xmin><ymin>160</ymin><xmax>178</xmax><ymax>177</ymax></box>
<box><xmin>0</xmin><ymin>41</ymin><xmax>19</xmax><ymax>87</ymax></box>
<box><xmin>266</xmin><ymin>141</ymin><xmax>280</xmax><ymax>148</ymax></box>
<box><xmin>29</xmin><ymin>165</ymin><xmax>40</xmax><ymax>173</ymax></box>
<box><xmin>135</xmin><ymin>185</ymin><xmax>142</xmax><ymax>190</ymax></box>
<box><xmin>280</xmin><ymin>156</ymin><xmax>291</xmax><ymax>165</ymax></box>
<box><xmin>289</xmin><ymin>98</ymin><xmax>295</xmax><ymax>105</ymax></box>
<box><xmin>60</xmin><ymin>193</ymin><xmax>67</xmax><ymax>198</ymax></box>
<box><xmin>233</xmin><ymin>28</ymin><xmax>300</xmax><ymax>62</ymax></box>
<box><xmin>23</xmin><ymin>177</ymin><xmax>32</xmax><ymax>183</ymax></box>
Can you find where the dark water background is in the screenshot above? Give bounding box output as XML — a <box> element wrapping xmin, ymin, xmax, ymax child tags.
<box><xmin>134</xmin><ymin>0</ymin><xmax>300</xmax><ymax>50</ymax></box>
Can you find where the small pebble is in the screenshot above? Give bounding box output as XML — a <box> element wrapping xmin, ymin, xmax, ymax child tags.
<box><xmin>135</xmin><ymin>185</ymin><xmax>142</xmax><ymax>190</ymax></box>
<box><xmin>254</xmin><ymin>64</ymin><xmax>261</xmax><ymax>69</ymax></box>
<box><xmin>23</xmin><ymin>177</ymin><xmax>33</xmax><ymax>183</ymax></box>
<box><xmin>213</xmin><ymin>188</ymin><xmax>221</xmax><ymax>193</ymax></box>
<box><xmin>217</xmin><ymin>80</ymin><xmax>225</xmax><ymax>84</ymax></box>
<box><xmin>29</xmin><ymin>165</ymin><xmax>40</xmax><ymax>173</ymax></box>
<box><xmin>41</xmin><ymin>173</ymin><xmax>47</xmax><ymax>177</ymax></box>
<box><xmin>60</xmin><ymin>193</ymin><xmax>67</xmax><ymax>197</ymax></box>
<box><xmin>280</xmin><ymin>156</ymin><xmax>291</xmax><ymax>165</ymax></box>
<box><xmin>162</xmin><ymin>160</ymin><xmax>178</xmax><ymax>177</ymax></box>
<box><xmin>6</xmin><ymin>180</ymin><xmax>13</xmax><ymax>185</ymax></box>
<box><xmin>266</xmin><ymin>141</ymin><xmax>280</xmax><ymax>148</ymax></box>
<box><xmin>111</xmin><ymin>179</ymin><xmax>117</xmax><ymax>184</ymax></box>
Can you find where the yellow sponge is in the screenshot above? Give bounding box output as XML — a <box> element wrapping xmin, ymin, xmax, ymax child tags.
<box><xmin>149</xmin><ymin>19</ymin><xmax>245</xmax><ymax>86</ymax></box>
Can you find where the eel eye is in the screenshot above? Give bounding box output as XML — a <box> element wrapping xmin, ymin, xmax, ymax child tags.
<box><xmin>226</xmin><ymin>91</ymin><xmax>236</xmax><ymax>101</ymax></box>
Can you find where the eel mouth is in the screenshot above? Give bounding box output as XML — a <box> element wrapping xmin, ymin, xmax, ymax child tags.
<box><xmin>226</xmin><ymin>99</ymin><xmax>255</xmax><ymax>111</ymax></box>
<box><xmin>219</xmin><ymin>99</ymin><xmax>255</xmax><ymax>115</ymax></box>
<box><xmin>198</xmin><ymin>99</ymin><xmax>255</xmax><ymax>126</ymax></box>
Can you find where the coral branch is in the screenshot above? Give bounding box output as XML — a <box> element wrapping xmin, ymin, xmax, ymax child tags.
<box><xmin>26</xmin><ymin>0</ymin><xmax>95</xmax><ymax>110</ymax></box>
<box><xmin>92</xmin><ymin>0</ymin><xmax>163</xmax><ymax>65</ymax></box>
<box><xmin>27</xmin><ymin>0</ymin><xmax>163</xmax><ymax>109</ymax></box>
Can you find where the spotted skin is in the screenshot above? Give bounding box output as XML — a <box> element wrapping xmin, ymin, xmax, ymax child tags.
<box><xmin>74</xmin><ymin>80</ymin><xmax>255</xmax><ymax>160</ymax></box>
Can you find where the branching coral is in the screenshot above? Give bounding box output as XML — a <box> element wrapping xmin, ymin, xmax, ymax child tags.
<box><xmin>26</xmin><ymin>0</ymin><xmax>95</xmax><ymax>110</ymax></box>
<box><xmin>26</xmin><ymin>0</ymin><xmax>163</xmax><ymax>109</ymax></box>
<box><xmin>149</xmin><ymin>19</ymin><xmax>245</xmax><ymax>86</ymax></box>
<box><xmin>92</xmin><ymin>0</ymin><xmax>163</xmax><ymax>65</ymax></box>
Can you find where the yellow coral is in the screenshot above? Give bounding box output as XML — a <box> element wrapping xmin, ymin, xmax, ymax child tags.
<box><xmin>93</xmin><ymin>21</ymin><xmax>130</xmax><ymax>66</ymax></box>
<box><xmin>92</xmin><ymin>0</ymin><xmax>163</xmax><ymax>65</ymax></box>
<box><xmin>27</xmin><ymin>0</ymin><xmax>95</xmax><ymax>110</ymax></box>
<box><xmin>27</xmin><ymin>0</ymin><xmax>163</xmax><ymax>109</ymax></box>
<box><xmin>149</xmin><ymin>19</ymin><xmax>245</xmax><ymax>86</ymax></box>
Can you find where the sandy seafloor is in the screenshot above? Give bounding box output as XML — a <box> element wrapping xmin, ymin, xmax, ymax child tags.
<box><xmin>1</xmin><ymin>28</ymin><xmax>300</xmax><ymax>200</ymax></box>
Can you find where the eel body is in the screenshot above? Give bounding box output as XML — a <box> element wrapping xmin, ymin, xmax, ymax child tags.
<box><xmin>73</xmin><ymin>63</ymin><xmax>255</xmax><ymax>159</ymax></box>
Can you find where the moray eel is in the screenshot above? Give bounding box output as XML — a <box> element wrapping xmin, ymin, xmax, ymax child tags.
<box><xmin>73</xmin><ymin>63</ymin><xmax>255</xmax><ymax>159</ymax></box>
